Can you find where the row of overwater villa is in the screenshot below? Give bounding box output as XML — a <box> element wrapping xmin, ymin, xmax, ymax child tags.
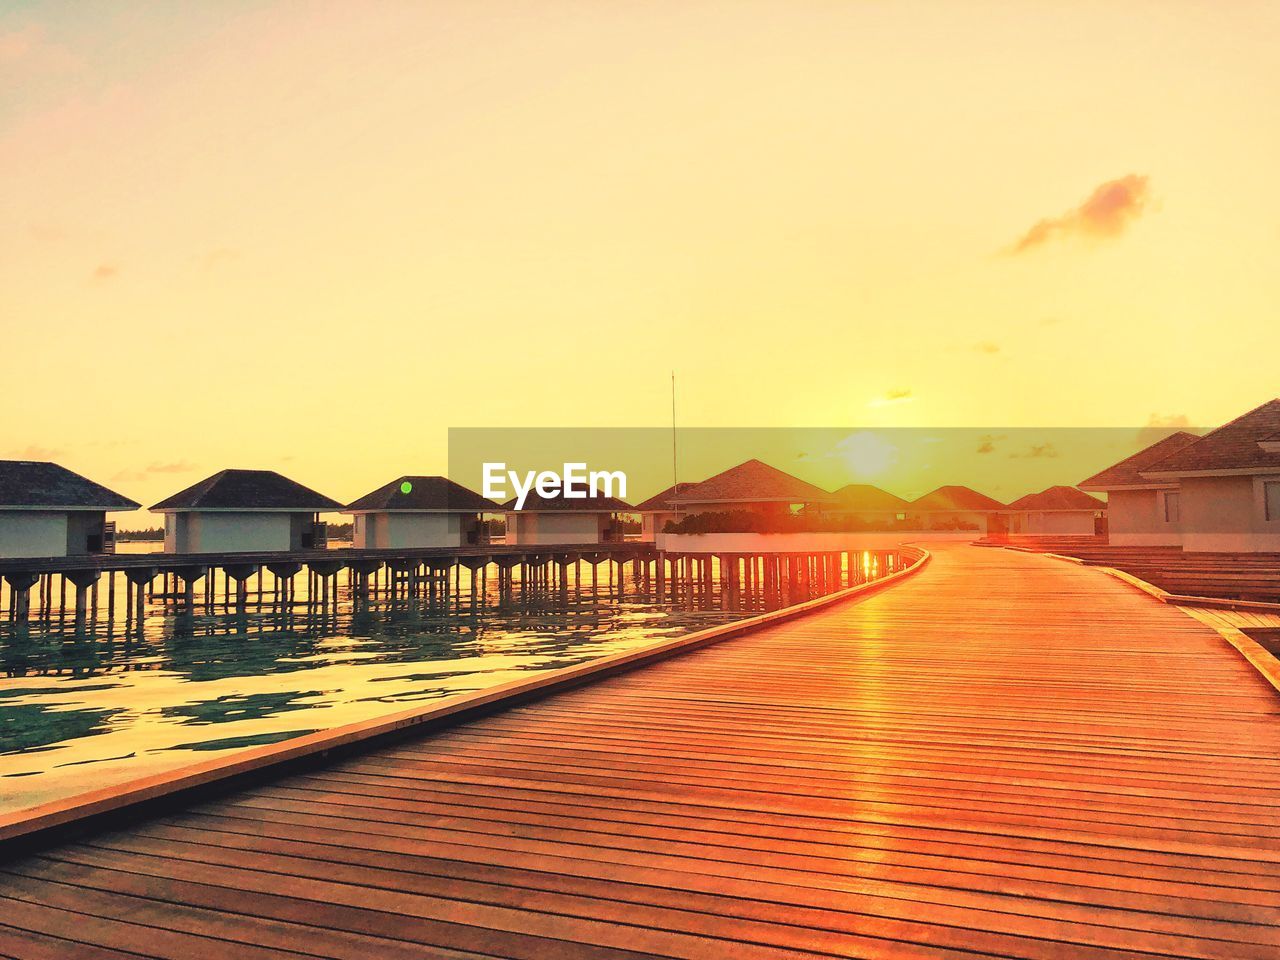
<box><xmin>1</xmin><ymin>398</ymin><xmax>1277</xmax><ymax>561</ymax></box>
<box><xmin>0</xmin><ymin>457</ymin><xmax>1089</xmax><ymax>559</ymax></box>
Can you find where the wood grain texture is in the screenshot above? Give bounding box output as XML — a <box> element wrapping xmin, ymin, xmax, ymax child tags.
<box><xmin>3</xmin><ymin>543</ymin><xmax>1279</xmax><ymax>959</ymax></box>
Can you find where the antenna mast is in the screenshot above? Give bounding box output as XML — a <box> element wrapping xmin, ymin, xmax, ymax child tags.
<box><xmin>671</xmin><ymin>371</ymin><xmax>679</xmax><ymax>490</ymax></box>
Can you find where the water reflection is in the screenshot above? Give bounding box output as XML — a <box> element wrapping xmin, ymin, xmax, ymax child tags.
<box><xmin>0</xmin><ymin>570</ymin><xmax>743</xmax><ymax>813</ymax></box>
<box><xmin>1</xmin><ymin>701</ymin><xmax>123</xmax><ymax>754</ymax></box>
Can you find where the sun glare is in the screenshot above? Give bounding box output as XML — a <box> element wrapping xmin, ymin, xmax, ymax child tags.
<box><xmin>836</xmin><ymin>431</ymin><xmax>898</xmax><ymax>478</ymax></box>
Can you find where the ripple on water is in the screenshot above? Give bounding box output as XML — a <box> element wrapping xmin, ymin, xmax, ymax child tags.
<box><xmin>0</xmin><ymin>587</ymin><xmax>747</xmax><ymax>812</ymax></box>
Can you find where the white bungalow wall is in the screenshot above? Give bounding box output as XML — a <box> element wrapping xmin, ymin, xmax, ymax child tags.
<box><xmin>1105</xmin><ymin>489</ymin><xmax>1182</xmax><ymax>546</ymax></box>
<box><xmin>164</xmin><ymin>512</ymin><xmax>295</xmax><ymax>553</ymax></box>
<box><xmin>506</xmin><ymin>512</ymin><xmax>608</xmax><ymax>545</ymax></box>
<box><xmin>354</xmin><ymin>513</ymin><xmax>471</xmax><ymax>549</ymax></box>
<box><xmin>1180</xmin><ymin>474</ymin><xmax>1280</xmax><ymax>552</ymax></box>
<box><xmin>0</xmin><ymin>511</ymin><xmax>69</xmax><ymax>559</ymax></box>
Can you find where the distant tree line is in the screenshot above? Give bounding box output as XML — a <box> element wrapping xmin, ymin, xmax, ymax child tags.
<box><xmin>663</xmin><ymin>511</ymin><xmax>978</xmax><ymax>534</ymax></box>
<box><xmin>115</xmin><ymin>527</ymin><xmax>164</xmax><ymax>541</ymax></box>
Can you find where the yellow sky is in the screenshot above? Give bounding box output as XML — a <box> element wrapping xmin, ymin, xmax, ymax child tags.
<box><xmin>3</xmin><ymin>1</ymin><xmax>1278</xmax><ymax>516</ymax></box>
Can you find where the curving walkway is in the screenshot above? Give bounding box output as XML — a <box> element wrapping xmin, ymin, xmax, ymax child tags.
<box><xmin>2</xmin><ymin>544</ymin><xmax>1279</xmax><ymax>958</ymax></box>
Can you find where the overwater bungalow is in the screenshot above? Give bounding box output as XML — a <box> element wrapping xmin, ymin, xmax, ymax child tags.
<box><xmin>1004</xmin><ymin>485</ymin><xmax>1105</xmax><ymax>536</ymax></box>
<box><xmin>633</xmin><ymin>482</ymin><xmax>694</xmax><ymax>541</ymax></box>
<box><xmin>503</xmin><ymin>491</ymin><xmax>632</xmax><ymax>545</ymax></box>
<box><xmin>1141</xmin><ymin>398</ymin><xmax>1280</xmax><ymax>552</ymax></box>
<box><xmin>909</xmin><ymin>485</ymin><xmax>1006</xmax><ymax>534</ymax></box>
<box><xmin>670</xmin><ymin>459</ymin><xmax>833</xmax><ymax>518</ymax></box>
<box><xmin>344</xmin><ymin>476</ymin><xmax>499</xmax><ymax>549</ymax></box>
<box><xmin>827</xmin><ymin>483</ymin><xmax>910</xmax><ymax>525</ymax></box>
<box><xmin>1078</xmin><ymin>431</ymin><xmax>1200</xmax><ymax>546</ymax></box>
<box><xmin>0</xmin><ymin>460</ymin><xmax>139</xmax><ymax>559</ymax></box>
<box><xmin>152</xmin><ymin>469</ymin><xmax>342</xmax><ymax>553</ymax></box>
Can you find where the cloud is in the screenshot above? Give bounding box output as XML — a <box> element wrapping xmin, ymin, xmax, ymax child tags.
<box><xmin>1009</xmin><ymin>175</ymin><xmax>1150</xmax><ymax>254</ymax></box>
<box><xmin>0</xmin><ymin>25</ymin><xmax>79</xmax><ymax>73</ymax></box>
<box><xmin>112</xmin><ymin>460</ymin><xmax>197</xmax><ymax>483</ymax></box>
<box><xmin>973</xmin><ymin>342</ymin><xmax>1000</xmax><ymax>355</ymax></box>
<box><xmin>5</xmin><ymin>444</ymin><xmax>64</xmax><ymax>460</ymax></box>
<box><xmin>148</xmin><ymin>460</ymin><xmax>197</xmax><ymax>474</ymax></box>
<box><xmin>202</xmin><ymin>247</ymin><xmax>240</xmax><ymax>269</ymax></box>
<box><xmin>976</xmin><ymin>433</ymin><xmax>1005</xmax><ymax>455</ymax></box>
<box><xmin>869</xmin><ymin>387</ymin><xmax>913</xmax><ymax>408</ymax></box>
<box><xmin>1137</xmin><ymin>413</ymin><xmax>1195</xmax><ymax>447</ymax></box>
<box><xmin>27</xmin><ymin>222</ymin><xmax>67</xmax><ymax>243</ymax></box>
<box><xmin>89</xmin><ymin>262</ymin><xmax>119</xmax><ymax>282</ymax></box>
<box><xmin>1008</xmin><ymin>443</ymin><xmax>1060</xmax><ymax>460</ymax></box>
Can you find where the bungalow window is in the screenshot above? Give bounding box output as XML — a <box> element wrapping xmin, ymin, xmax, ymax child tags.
<box><xmin>1265</xmin><ymin>481</ymin><xmax>1280</xmax><ymax>522</ymax></box>
<box><xmin>1163</xmin><ymin>491</ymin><xmax>1180</xmax><ymax>524</ymax></box>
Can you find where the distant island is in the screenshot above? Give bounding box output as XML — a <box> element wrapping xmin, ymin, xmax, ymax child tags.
<box><xmin>114</xmin><ymin>527</ymin><xmax>164</xmax><ymax>542</ymax></box>
<box><xmin>115</xmin><ymin>522</ymin><xmax>357</xmax><ymax>543</ymax></box>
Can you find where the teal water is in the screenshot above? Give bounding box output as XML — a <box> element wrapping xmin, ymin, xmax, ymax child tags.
<box><xmin>0</xmin><ymin>563</ymin><xmax>741</xmax><ymax>814</ymax></box>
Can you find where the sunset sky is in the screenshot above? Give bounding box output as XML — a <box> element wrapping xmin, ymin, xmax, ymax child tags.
<box><xmin>3</xmin><ymin>2</ymin><xmax>1279</xmax><ymax>516</ymax></box>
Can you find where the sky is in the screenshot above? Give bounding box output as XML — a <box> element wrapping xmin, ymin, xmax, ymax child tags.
<box><xmin>3</xmin><ymin>1</ymin><xmax>1279</xmax><ymax>519</ymax></box>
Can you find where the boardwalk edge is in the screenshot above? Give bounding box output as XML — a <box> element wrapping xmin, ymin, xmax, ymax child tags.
<box><xmin>1178</xmin><ymin>608</ymin><xmax>1280</xmax><ymax>698</ymax></box>
<box><xmin>1020</xmin><ymin>548</ymin><xmax>1280</xmax><ymax>700</ymax></box>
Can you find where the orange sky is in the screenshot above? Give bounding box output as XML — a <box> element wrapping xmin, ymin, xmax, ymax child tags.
<box><xmin>3</xmin><ymin>1</ymin><xmax>1278</xmax><ymax>517</ymax></box>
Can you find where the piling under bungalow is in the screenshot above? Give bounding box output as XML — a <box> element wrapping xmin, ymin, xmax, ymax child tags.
<box><xmin>0</xmin><ymin>541</ymin><xmax>907</xmax><ymax>639</ymax></box>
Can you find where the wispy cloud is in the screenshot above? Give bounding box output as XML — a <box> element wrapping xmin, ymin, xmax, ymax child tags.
<box><xmin>1008</xmin><ymin>443</ymin><xmax>1060</xmax><ymax>460</ymax></box>
<box><xmin>112</xmin><ymin>460</ymin><xmax>197</xmax><ymax>483</ymax></box>
<box><xmin>1009</xmin><ymin>175</ymin><xmax>1150</xmax><ymax>254</ymax></box>
<box><xmin>1137</xmin><ymin>413</ymin><xmax>1194</xmax><ymax>447</ymax></box>
<box><xmin>0</xmin><ymin>25</ymin><xmax>79</xmax><ymax>73</ymax></box>
<box><xmin>869</xmin><ymin>388</ymin><xmax>913</xmax><ymax>408</ymax></box>
<box><xmin>5</xmin><ymin>443</ymin><xmax>64</xmax><ymax>460</ymax></box>
<box><xmin>973</xmin><ymin>341</ymin><xmax>1000</xmax><ymax>355</ymax></box>
<box><xmin>89</xmin><ymin>262</ymin><xmax>119</xmax><ymax>283</ymax></box>
<box><xmin>202</xmin><ymin>246</ymin><xmax>240</xmax><ymax>269</ymax></box>
<box><xmin>975</xmin><ymin>433</ymin><xmax>1005</xmax><ymax>455</ymax></box>
<box><xmin>870</xmin><ymin>386</ymin><xmax>911</xmax><ymax>409</ymax></box>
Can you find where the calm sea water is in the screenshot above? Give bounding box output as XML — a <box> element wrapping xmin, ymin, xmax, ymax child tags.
<box><xmin>0</xmin><ymin>542</ymin><xmax>743</xmax><ymax>814</ymax></box>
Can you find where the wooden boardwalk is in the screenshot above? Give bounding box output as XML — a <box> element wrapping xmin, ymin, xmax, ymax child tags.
<box><xmin>3</xmin><ymin>544</ymin><xmax>1280</xmax><ymax>958</ymax></box>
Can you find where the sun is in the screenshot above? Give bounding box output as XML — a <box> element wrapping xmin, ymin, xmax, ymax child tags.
<box><xmin>835</xmin><ymin>431</ymin><xmax>898</xmax><ymax>478</ymax></box>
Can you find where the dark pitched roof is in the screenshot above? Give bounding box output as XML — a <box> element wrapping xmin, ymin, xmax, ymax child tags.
<box><xmin>151</xmin><ymin>469</ymin><xmax>342</xmax><ymax>511</ymax></box>
<box><xmin>911</xmin><ymin>485</ymin><xmax>1006</xmax><ymax>512</ymax></box>
<box><xmin>1077</xmin><ymin>431</ymin><xmax>1201</xmax><ymax>489</ymax></box>
<box><xmin>345</xmin><ymin>476</ymin><xmax>499</xmax><ymax>513</ymax></box>
<box><xmin>671</xmin><ymin>459</ymin><xmax>833</xmax><ymax>505</ymax></box>
<box><xmin>1143</xmin><ymin>400</ymin><xmax>1280</xmax><ymax>476</ymax></box>
<box><xmin>502</xmin><ymin>491</ymin><xmax>632</xmax><ymax>512</ymax></box>
<box><xmin>1007</xmin><ymin>486</ymin><xmax>1105</xmax><ymax>512</ymax></box>
<box><xmin>0</xmin><ymin>461</ymin><xmax>139</xmax><ymax>510</ymax></box>
<box><xmin>830</xmin><ymin>484</ymin><xmax>909</xmax><ymax>511</ymax></box>
<box><xmin>633</xmin><ymin>482</ymin><xmax>695</xmax><ymax>513</ymax></box>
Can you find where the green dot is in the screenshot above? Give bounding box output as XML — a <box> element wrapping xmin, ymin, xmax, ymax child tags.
<box><xmin>400</xmin><ymin>481</ymin><xmax>413</xmax><ymax>495</ymax></box>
